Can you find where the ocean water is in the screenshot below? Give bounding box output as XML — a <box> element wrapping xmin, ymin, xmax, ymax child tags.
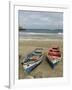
<box><xmin>20</xmin><ymin>29</ymin><xmax>63</xmax><ymax>33</ymax></box>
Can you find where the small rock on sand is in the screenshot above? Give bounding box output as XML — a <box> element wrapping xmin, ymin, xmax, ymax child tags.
<box><xmin>25</xmin><ymin>75</ymin><xmax>34</xmax><ymax>79</ymax></box>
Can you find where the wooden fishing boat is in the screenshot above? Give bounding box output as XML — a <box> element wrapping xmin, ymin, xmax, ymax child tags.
<box><xmin>21</xmin><ymin>48</ymin><xmax>43</xmax><ymax>73</ymax></box>
<box><xmin>46</xmin><ymin>47</ymin><xmax>62</xmax><ymax>68</ymax></box>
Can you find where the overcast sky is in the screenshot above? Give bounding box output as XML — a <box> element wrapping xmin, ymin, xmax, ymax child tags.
<box><xmin>18</xmin><ymin>10</ymin><xmax>63</xmax><ymax>29</ymax></box>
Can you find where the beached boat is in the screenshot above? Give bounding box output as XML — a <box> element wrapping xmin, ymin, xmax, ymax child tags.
<box><xmin>23</xmin><ymin>59</ymin><xmax>42</xmax><ymax>73</ymax></box>
<box><xmin>21</xmin><ymin>48</ymin><xmax>43</xmax><ymax>73</ymax></box>
<box><xmin>46</xmin><ymin>47</ymin><xmax>62</xmax><ymax>68</ymax></box>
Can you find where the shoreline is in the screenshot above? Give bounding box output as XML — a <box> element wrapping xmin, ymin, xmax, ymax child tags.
<box><xmin>19</xmin><ymin>38</ymin><xmax>63</xmax><ymax>41</ymax></box>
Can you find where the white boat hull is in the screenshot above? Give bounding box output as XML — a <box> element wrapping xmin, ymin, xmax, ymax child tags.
<box><xmin>46</xmin><ymin>56</ymin><xmax>62</xmax><ymax>68</ymax></box>
<box><xmin>23</xmin><ymin>59</ymin><xmax>42</xmax><ymax>73</ymax></box>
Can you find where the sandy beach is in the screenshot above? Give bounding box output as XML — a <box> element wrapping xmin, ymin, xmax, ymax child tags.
<box><xmin>19</xmin><ymin>39</ymin><xmax>63</xmax><ymax>79</ymax></box>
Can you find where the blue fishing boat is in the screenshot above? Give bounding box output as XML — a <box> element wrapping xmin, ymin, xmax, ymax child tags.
<box><xmin>21</xmin><ymin>48</ymin><xmax>43</xmax><ymax>73</ymax></box>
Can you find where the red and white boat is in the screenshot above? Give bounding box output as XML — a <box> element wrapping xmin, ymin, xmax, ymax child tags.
<box><xmin>46</xmin><ymin>47</ymin><xmax>62</xmax><ymax>68</ymax></box>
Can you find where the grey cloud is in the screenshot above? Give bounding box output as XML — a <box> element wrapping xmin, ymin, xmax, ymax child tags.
<box><xmin>19</xmin><ymin>10</ymin><xmax>63</xmax><ymax>29</ymax></box>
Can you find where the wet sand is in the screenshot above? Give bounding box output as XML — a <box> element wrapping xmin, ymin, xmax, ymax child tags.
<box><xmin>19</xmin><ymin>40</ymin><xmax>63</xmax><ymax>79</ymax></box>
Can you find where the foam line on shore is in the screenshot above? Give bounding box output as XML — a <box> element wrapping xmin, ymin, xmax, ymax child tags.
<box><xmin>19</xmin><ymin>38</ymin><xmax>63</xmax><ymax>41</ymax></box>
